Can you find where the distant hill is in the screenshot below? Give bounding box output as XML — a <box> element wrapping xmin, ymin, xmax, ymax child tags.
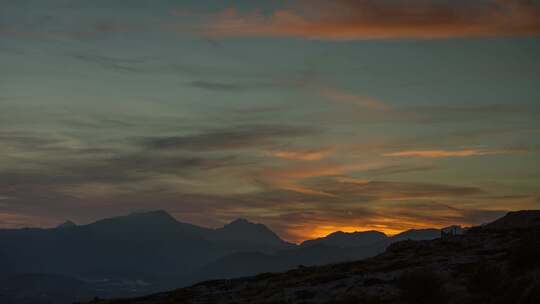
<box><xmin>485</xmin><ymin>210</ymin><xmax>540</xmax><ymax>230</ymax></box>
<box><xmin>208</xmin><ymin>218</ymin><xmax>294</xmax><ymax>252</ymax></box>
<box><xmin>91</xmin><ymin>210</ymin><xmax>540</xmax><ymax>304</ymax></box>
<box><xmin>194</xmin><ymin>227</ymin><xmax>445</xmax><ymax>281</ymax></box>
<box><xmin>300</xmin><ymin>230</ymin><xmax>387</xmax><ymax>248</ymax></box>
<box><xmin>56</xmin><ymin>220</ymin><xmax>77</xmax><ymax>229</ymax></box>
<box><xmin>390</xmin><ymin>228</ymin><xmax>441</xmax><ymax>242</ymax></box>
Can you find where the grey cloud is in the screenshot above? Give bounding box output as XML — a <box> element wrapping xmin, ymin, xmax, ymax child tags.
<box><xmin>408</xmin><ymin>104</ymin><xmax>540</xmax><ymax>124</ymax></box>
<box><xmin>139</xmin><ymin>124</ymin><xmax>317</xmax><ymax>151</ymax></box>
<box><xmin>189</xmin><ymin>81</ymin><xmax>253</xmax><ymax>92</ymax></box>
<box><xmin>188</xmin><ymin>79</ymin><xmax>305</xmax><ymax>92</ymax></box>
<box><xmin>70</xmin><ymin>53</ymin><xmax>153</xmax><ymax>72</ymax></box>
<box><xmin>0</xmin><ymin>0</ymin><xmax>156</xmax><ymax>41</ymax></box>
<box><xmin>306</xmin><ymin>179</ymin><xmax>485</xmax><ymax>200</ymax></box>
<box><xmin>364</xmin><ymin>164</ymin><xmax>441</xmax><ymax>177</ymax></box>
<box><xmin>0</xmin><ymin>129</ymin><xmax>249</xmax><ymax>193</ymax></box>
<box><xmin>0</xmin><ymin>131</ymin><xmax>116</xmax><ymax>157</ymax></box>
<box><xmin>180</xmin><ymin>179</ymin><xmax>487</xmax><ymax>215</ymax></box>
<box><xmin>0</xmin><ymin>131</ymin><xmax>61</xmax><ymax>149</ymax></box>
<box><xmin>324</xmin><ymin>104</ymin><xmax>540</xmax><ymax>126</ymax></box>
<box><xmin>0</xmin><ymin>153</ymin><xmax>241</xmax><ymax>188</ymax></box>
<box><xmin>381</xmin><ymin>202</ymin><xmax>507</xmax><ymax>227</ymax></box>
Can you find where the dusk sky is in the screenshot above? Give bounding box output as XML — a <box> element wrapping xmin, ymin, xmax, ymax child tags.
<box><xmin>1</xmin><ymin>0</ymin><xmax>540</xmax><ymax>242</ymax></box>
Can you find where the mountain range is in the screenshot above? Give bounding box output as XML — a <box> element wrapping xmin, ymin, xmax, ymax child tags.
<box><xmin>90</xmin><ymin>210</ymin><xmax>540</xmax><ymax>304</ymax></box>
<box><xmin>1</xmin><ymin>210</ymin><xmax>456</xmax><ymax>303</ymax></box>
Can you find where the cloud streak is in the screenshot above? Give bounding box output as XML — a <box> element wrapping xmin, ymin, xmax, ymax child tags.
<box><xmin>139</xmin><ymin>125</ymin><xmax>316</xmax><ymax>151</ymax></box>
<box><xmin>203</xmin><ymin>0</ymin><xmax>540</xmax><ymax>40</ymax></box>
<box><xmin>383</xmin><ymin>148</ymin><xmax>506</xmax><ymax>158</ymax></box>
<box><xmin>314</xmin><ymin>178</ymin><xmax>485</xmax><ymax>200</ymax></box>
<box><xmin>320</xmin><ymin>87</ymin><xmax>390</xmax><ymax>111</ymax></box>
<box><xmin>266</xmin><ymin>148</ymin><xmax>330</xmax><ymax>161</ymax></box>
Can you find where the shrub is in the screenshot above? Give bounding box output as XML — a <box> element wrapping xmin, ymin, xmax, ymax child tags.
<box><xmin>326</xmin><ymin>294</ymin><xmax>381</xmax><ymax>304</ymax></box>
<box><xmin>295</xmin><ymin>289</ymin><xmax>316</xmax><ymax>300</ymax></box>
<box><xmin>397</xmin><ymin>269</ymin><xmax>446</xmax><ymax>304</ymax></box>
<box><xmin>467</xmin><ymin>263</ymin><xmax>504</xmax><ymax>296</ymax></box>
<box><xmin>521</xmin><ymin>280</ymin><xmax>540</xmax><ymax>304</ymax></box>
<box><xmin>510</xmin><ymin>232</ymin><xmax>540</xmax><ymax>272</ymax></box>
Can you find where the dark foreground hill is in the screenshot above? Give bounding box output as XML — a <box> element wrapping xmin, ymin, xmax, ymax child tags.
<box><xmin>90</xmin><ymin>211</ymin><xmax>540</xmax><ymax>304</ymax></box>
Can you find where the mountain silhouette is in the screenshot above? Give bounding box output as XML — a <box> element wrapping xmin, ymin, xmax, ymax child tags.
<box><xmin>195</xmin><ymin>228</ymin><xmax>446</xmax><ymax>281</ymax></box>
<box><xmin>0</xmin><ymin>211</ymin><xmax>445</xmax><ymax>298</ymax></box>
<box><xmin>56</xmin><ymin>220</ymin><xmax>77</xmax><ymax>229</ymax></box>
<box><xmin>390</xmin><ymin>228</ymin><xmax>441</xmax><ymax>242</ymax></box>
<box><xmin>0</xmin><ymin>210</ymin><xmax>296</xmax><ymax>302</ymax></box>
<box><xmin>301</xmin><ymin>230</ymin><xmax>387</xmax><ymax>248</ymax></box>
<box><xmin>485</xmin><ymin>210</ymin><xmax>540</xmax><ymax>230</ymax></box>
<box><xmin>89</xmin><ymin>210</ymin><xmax>540</xmax><ymax>304</ymax></box>
<box><xmin>4</xmin><ymin>210</ymin><xmax>537</xmax><ymax>304</ymax></box>
<box><xmin>208</xmin><ymin>218</ymin><xmax>294</xmax><ymax>253</ymax></box>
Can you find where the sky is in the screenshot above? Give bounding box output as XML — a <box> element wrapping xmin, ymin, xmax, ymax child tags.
<box><xmin>1</xmin><ymin>0</ymin><xmax>540</xmax><ymax>242</ymax></box>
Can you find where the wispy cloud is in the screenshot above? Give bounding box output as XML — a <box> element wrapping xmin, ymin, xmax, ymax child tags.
<box><xmin>266</xmin><ymin>148</ymin><xmax>330</xmax><ymax>161</ymax></box>
<box><xmin>139</xmin><ymin>125</ymin><xmax>316</xmax><ymax>151</ymax></box>
<box><xmin>189</xmin><ymin>80</ymin><xmax>253</xmax><ymax>92</ymax></box>
<box><xmin>203</xmin><ymin>0</ymin><xmax>540</xmax><ymax>40</ymax></box>
<box><xmin>261</xmin><ymin>162</ymin><xmax>382</xmax><ymax>196</ymax></box>
<box><xmin>70</xmin><ymin>53</ymin><xmax>152</xmax><ymax>72</ymax></box>
<box><xmin>383</xmin><ymin>148</ymin><xmax>506</xmax><ymax>158</ymax></box>
<box><xmin>329</xmin><ymin>179</ymin><xmax>485</xmax><ymax>200</ymax></box>
<box><xmin>320</xmin><ymin>87</ymin><xmax>390</xmax><ymax>111</ymax></box>
<box><xmin>189</xmin><ymin>79</ymin><xmax>305</xmax><ymax>92</ymax></box>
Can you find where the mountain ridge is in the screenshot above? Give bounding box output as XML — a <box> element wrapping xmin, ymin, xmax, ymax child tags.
<box><xmin>89</xmin><ymin>210</ymin><xmax>540</xmax><ymax>304</ymax></box>
<box><xmin>2</xmin><ymin>210</ymin><xmax>534</xmax><ymax>304</ymax></box>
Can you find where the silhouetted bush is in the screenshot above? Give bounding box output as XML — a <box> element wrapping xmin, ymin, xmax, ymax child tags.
<box><xmin>489</xmin><ymin>275</ymin><xmax>540</xmax><ymax>304</ymax></box>
<box><xmin>510</xmin><ymin>232</ymin><xmax>540</xmax><ymax>272</ymax></box>
<box><xmin>467</xmin><ymin>263</ymin><xmax>504</xmax><ymax>296</ymax></box>
<box><xmin>327</xmin><ymin>294</ymin><xmax>381</xmax><ymax>304</ymax></box>
<box><xmin>363</xmin><ymin>278</ymin><xmax>387</xmax><ymax>287</ymax></box>
<box><xmin>521</xmin><ymin>280</ymin><xmax>540</xmax><ymax>304</ymax></box>
<box><xmin>295</xmin><ymin>289</ymin><xmax>316</xmax><ymax>300</ymax></box>
<box><xmin>397</xmin><ymin>269</ymin><xmax>446</xmax><ymax>304</ymax></box>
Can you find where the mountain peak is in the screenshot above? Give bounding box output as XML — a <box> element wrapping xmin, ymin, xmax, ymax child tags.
<box><xmin>390</xmin><ymin>228</ymin><xmax>441</xmax><ymax>242</ymax></box>
<box><xmin>301</xmin><ymin>230</ymin><xmax>388</xmax><ymax>248</ymax></box>
<box><xmin>327</xmin><ymin>230</ymin><xmax>386</xmax><ymax>237</ymax></box>
<box><xmin>216</xmin><ymin>218</ymin><xmax>287</xmax><ymax>247</ymax></box>
<box><xmin>226</xmin><ymin>218</ymin><xmax>253</xmax><ymax>227</ymax></box>
<box><xmin>89</xmin><ymin>210</ymin><xmax>179</xmax><ymax>229</ymax></box>
<box><xmin>56</xmin><ymin>220</ymin><xmax>77</xmax><ymax>229</ymax></box>
<box><xmin>126</xmin><ymin>210</ymin><xmax>177</xmax><ymax>222</ymax></box>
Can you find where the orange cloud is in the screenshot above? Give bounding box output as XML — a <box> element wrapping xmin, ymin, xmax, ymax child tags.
<box><xmin>383</xmin><ymin>148</ymin><xmax>504</xmax><ymax>158</ymax></box>
<box><xmin>320</xmin><ymin>87</ymin><xmax>390</xmax><ymax>111</ymax></box>
<box><xmin>203</xmin><ymin>0</ymin><xmax>540</xmax><ymax>40</ymax></box>
<box><xmin>262</xmin><ymin>162</ymin><xmax>381</xmax><ymax>196</ymax></box>
<box><xmin>266</xmin><ymin>148</ymin><xmax>330</xmax><ymax>161</ymax></box>
<box><xmin>334</xmin><ymin>176</ymin><xmax>371</xmax><ymax>185</ymax></box>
